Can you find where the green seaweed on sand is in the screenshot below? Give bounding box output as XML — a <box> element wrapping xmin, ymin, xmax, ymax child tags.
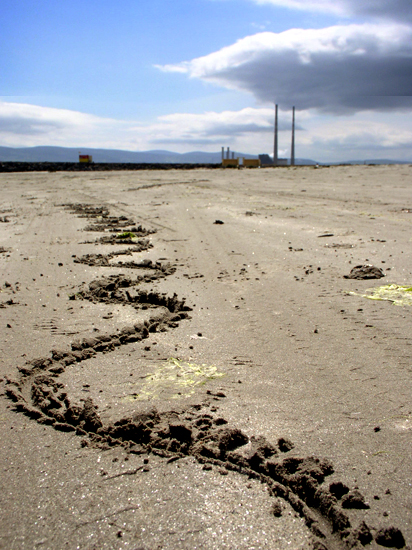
<box><xmin>124</xmin><ymin>358</ymin><xmax>225</xmax><ymax>401</ymax></box>
<box><xmin>117</xmin><ymin>231</ymin><xmax>135</xmax><ymax>239</ymax></box>
<box><xmin>349</xmin><ymin>284</ymin><xmax>412</xmax><ymax>306</ymax></box>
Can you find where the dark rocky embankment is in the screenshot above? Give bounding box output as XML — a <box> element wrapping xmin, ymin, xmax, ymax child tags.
<box><xmin>0</xmin><ymin>162</ymin><xmax>221</xmax><ymax>173</ymax></box>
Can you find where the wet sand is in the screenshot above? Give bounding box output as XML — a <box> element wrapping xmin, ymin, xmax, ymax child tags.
<box><xmin>0</xmin><ymin>165</ymin><xmax>411</xmax><ymax>549</ymax></box>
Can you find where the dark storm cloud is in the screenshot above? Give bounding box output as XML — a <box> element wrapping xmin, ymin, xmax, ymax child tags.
<box><xmin>350</xmin><ymin>0</ymin><xmax>412</xmax><ymax>21</ymax></box>
<box><xmin>160</xmin><ymin>23</ymin><xmax>412</xmax><ymax>114</ymax></box>
<box><xmin>252</xmin><ymin>0</ymin><xmax>412</xmax><ymax>23</ymax></box>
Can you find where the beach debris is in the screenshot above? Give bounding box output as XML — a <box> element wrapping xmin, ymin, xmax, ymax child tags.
<box><xmin>324</xmin><ymin>243</ymin><xmax>354</xmax><ymax>249</ymax></box>
<box><xmin>344</xmin><ymin>265</ymin><xmax>385</xmax><ymax>280</ymax></box>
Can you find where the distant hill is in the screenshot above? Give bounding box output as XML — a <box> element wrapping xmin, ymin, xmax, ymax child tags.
<box><xmin>0</xmin><ymin>145</ymin><xmax>310</xmax><ymax>164</ymax></box>
<box><xmin>333</xmin><ymin>159</ymin><xmax>412</xmax><ymax>165</ymax></box>
<box><xmin>0</xmin><ymin>146</ymin><xmax>409</xmax><ymax>165</ymax></box>
<box><xmin>0</xmin><ymin>146</ymin><xmax>254</xmax><ymax>164</ymax></box>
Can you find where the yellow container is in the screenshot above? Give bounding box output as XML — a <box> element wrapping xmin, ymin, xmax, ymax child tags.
<box><xmin>243</xmin><ymin>158</ymin><xmax>260</xmax><ymax>168</ymax></box>
<box><xmin>79</xmin><ymin>155</ymin><xmax>93</xmax><ymax>163</ymax></box>
<box><xmin>222</xmin><ymin>158</ymin><xmax>239</xmax><ymax>167</ymax></box>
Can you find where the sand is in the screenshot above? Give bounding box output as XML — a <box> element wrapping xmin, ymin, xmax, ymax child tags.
<box><xmin>0</xmin><ymin>164</ymin><xmax>411</xmax><ymax>549</ymax></box>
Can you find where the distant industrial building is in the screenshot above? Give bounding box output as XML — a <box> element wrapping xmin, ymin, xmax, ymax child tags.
<box><xmin>79</xmin><ymin>154</ymin><xmax>93</xmax><ymax>163</ymax></box>
<box><xmin>258</xmin><ymin>154</ymin><xmax>288</xmax><ymax>166</ymax></box>
<box><xmin>258</xmin><ymin>154</ymin><xmax>273</xmax><ymax>165</ymax></box>
<box><xmin>219</xmin><ymin>105</ymin><xmax>298</xmax><ymax>169</ymax></box>
<box><xmin>221</xmin><ymin>146</ymin><xmax>261</xmax><ymax>168</ymax></box>
<box><xmin>221</xmin><ymin>157</ymin><xmax>261</xmax><ymax>168</ymax></box>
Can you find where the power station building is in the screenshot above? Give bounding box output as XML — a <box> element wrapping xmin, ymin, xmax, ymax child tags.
<box><xmin>258</xmin><ymin>154</ymin><xmax>288</xmax><ymax>166</ymax></box>
<box><xmin>221</xmin><ymin>105</ymin><xmax>296</xmax><ymax>167</ymax></box>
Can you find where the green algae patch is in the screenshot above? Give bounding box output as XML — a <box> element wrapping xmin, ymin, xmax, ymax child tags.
<box><xmin>124</xmin><ymin>358</ymin><xmax>225</xmax><ymax>401</ymax></box>
<box><xmin>117</xmin><ymin>231</ymin><xmax>136</xmax><ymax>240</ymax></box>
<box><xmin>349</xmin><ymin>284</ymin><xmax>412</xmax><ymax>306</ymax></box>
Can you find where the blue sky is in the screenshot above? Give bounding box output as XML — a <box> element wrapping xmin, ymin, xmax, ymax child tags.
<box><xmin>1</xmin><ymin>0</ymin><xmax>412</xmax><ymax>161</ymax></box>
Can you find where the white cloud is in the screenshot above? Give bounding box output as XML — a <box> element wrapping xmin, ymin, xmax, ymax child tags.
<box><xmin>0</xmin><ymin>102</ymin><xmax>285</xmax><ymax>151</ymax></box>
<box><xmin>158</xmin><ymin>23</ymin><xmax>412</xmax><ymax>114</ymax></box>
<box><xmin>0</xmin><ymin>102</ymin><xmax>127</xmax><ymax>148</ymax></box>
<box><xmin>140</xmin><ymin>106</ymin><xmax>412</xmax><ymax>161</ymax></box>
<box><xmin>1</xmin><ymin>101</ymin><xmax>412</xmax><ymax>162</ymax></box>
<box><xmin>302</xmin><ymin>118</ymin><xmax>412</xmax><ymax>149</ymax></box>
<box><xmin>140</xmin><ymin>107</ymin><xmax>293</xmax><ymax>141</ymax></box>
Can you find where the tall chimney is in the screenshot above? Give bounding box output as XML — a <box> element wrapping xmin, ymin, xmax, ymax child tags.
<box><xmin>221</xmin><ymin>147</ymin><xmax>224</xmax><ymax>162</ymax></box>
<box><xmin>291</xmin><ymin>106</ymin><xmax>295</xmax><ymax>166</ymax></box>
<box><xmin>227</xmin><ymin>147</ymin><xmax>230</xmax><ymax>159</ymax></box>
<box><xmin>274</xmin><ymin>104</ymin><xmax>278</xmax><ymax>166</ymax></box>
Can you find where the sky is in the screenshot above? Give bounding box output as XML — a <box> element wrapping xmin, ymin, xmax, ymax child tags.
<box><xmin>1</xmin><ymin>0</ymin><xmax>412</xmax><ymax>162</ymax></box>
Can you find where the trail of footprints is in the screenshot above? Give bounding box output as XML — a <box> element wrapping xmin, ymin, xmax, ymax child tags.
<box><xmin>5</xmin><ymin>203</ymin><xmax>407</xmax><ymax>550</ymax></box>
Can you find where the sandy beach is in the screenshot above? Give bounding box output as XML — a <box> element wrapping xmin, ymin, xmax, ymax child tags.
<box><xmin>0</xmin><ymin>164</ymin><xmax>411</xmax><ymax>549</ymax></box>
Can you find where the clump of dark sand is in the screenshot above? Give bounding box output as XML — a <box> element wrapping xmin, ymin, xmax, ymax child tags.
<box><xmin>344</xmin><ymin>265</ymin><xmax>385</xmax><ymax>279</ymax></box>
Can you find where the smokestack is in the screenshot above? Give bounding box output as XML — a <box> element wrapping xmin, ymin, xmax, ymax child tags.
<box><xmin>227</xmin><ymin>147</ymin><xmax>230</xmax><ymax>159</ymax></box>
<box><xmin>291</xmin><ymin>106</ymin><xmax>295</xmax><ymax>166</ymax></box>
<box><xmin>232</xmin><ymin>152</ymin><xmax>235</xmax><ymax>159</ymax></box>
<box><xmin>221</xmin><ymin>147</ymin><xmax>224</xmax><ymax>162</ymax></box>
<box><xmin>274</xmin><ymin>104</ymin><xmax>278</xmax><ymax>166</ymax></box>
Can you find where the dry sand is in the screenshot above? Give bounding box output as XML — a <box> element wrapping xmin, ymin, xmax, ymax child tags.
<box><xmin>0</xmin><ymin>164</ymin><xmax>411</xmax><ymax>549</ymax></box>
